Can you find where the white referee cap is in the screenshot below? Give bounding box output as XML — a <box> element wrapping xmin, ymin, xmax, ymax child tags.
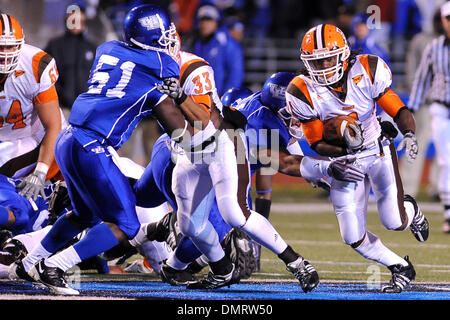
<box><xmin>441</xmin><ymin>1</ymin><xmax>450</xmax><ymax>18</ymax></box>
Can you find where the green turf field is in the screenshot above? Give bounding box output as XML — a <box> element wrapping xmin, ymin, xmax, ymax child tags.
<box><xmin>251</xmin><ymin>184</ymin><xmax>449</xmax><ymax>285</ymax></box>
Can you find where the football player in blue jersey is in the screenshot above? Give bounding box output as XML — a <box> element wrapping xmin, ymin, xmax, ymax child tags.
<box><xmin>0</xmin><ymin>175</ymin><xmax>69</xmax><ymax>237</ymax></box>
<box><xmin>8</xmin><ymin>4</ymin><xmax>206</xmax><ymax>295</ymax></box>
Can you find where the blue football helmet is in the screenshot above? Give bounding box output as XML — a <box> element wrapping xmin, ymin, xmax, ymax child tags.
<box><xmin>261</xmin><ymin>72</ymin><xmax>296</xmax><ymax>111</ymax></box>
<box><xmin>221</xmin><ymin>87</ymin><xmax>253</xmax><ymax>107</ymax></box>
<box><xmin>123</xmin><ymin>4</ymin><xmax>179</xmax><ymax>59</ymax></box>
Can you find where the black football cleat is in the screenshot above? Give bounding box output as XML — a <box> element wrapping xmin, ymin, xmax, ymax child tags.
<box><xmin>160</xmin><ymin>261</ymin><xmax>197</xmax><ymax>286</ymax></box>
<box><xmin>404</xmin><ymin>195</ymin><xmax>429</xmax><ymax>242</ymax></box>
<box><xmin>28</xmin><ymin>259</ymin><xmax>79</xmax><ymax>295</ymax></box>
<box><xmin>382</xmin><ymin>256</ymin><xmax>416</xmax><ymax>293</ymax></box>
<box><xmin>287</xmin><ymin>257</ymin><xmax>320</xmax><ymax>293</ymax></box>
<box><xmin>186</xmin><ymin>263</ymin><xmax>240</xmax><ymax>289</ymax></box>
<box><xmin>8</xmin><ymin>260</ymin><xmax>35</xmax><ymax>282</ymax></box>
<box><xmin>3</xmin><ymin>238</ymin><xmax>28</xmax><ymax>261</ymax></box>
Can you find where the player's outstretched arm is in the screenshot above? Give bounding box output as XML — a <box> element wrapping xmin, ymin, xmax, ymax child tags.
<box><xmin>265</xmin><ymin>148</ymin><xmax>365</xmax><ymax>182</ymax></box>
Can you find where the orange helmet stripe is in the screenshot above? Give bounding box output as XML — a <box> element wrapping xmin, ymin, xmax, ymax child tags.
<box><xmin>0</xmin><ymin>14</ymin><xmax>23</xmax><ymax>38</ymax></box>
<box><xmin>314</xmin><ymin>24</ymin><xmax>324</xmax><ymax>49</ymax></box>
<box><xmin>0</xmin><ymin>14</ymin><xmax>9</xmax><ymax>36</ymax></box>
<box><xmin>9</xmin><ymin>16</ymin><xmax>23</xmax><ymax>39</ymax></box>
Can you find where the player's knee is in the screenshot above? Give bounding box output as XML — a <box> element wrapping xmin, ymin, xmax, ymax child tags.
<box><xmin>178</xmin><ymin>219</ymin><xmax>202</xmax><ymax>238</ymax></box>
<box><xmin>350</xmin><ymin>236</ymin><xmax>365</xmax><ymax>248</ymax></box>
<box><xmin>341</xmin><ymin>231</ymin><xmax>365</xmax><ymax>247</ymax></box>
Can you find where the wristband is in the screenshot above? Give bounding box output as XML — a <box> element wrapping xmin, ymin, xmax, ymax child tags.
<box><xmin>34</xmin><ymin>162</ymin><xmax>49</xmax><ymax>175</ymax></box>
<box><xmin>299</xmin><ymin>157</ymin><xmax>329</xmax><ymax>180</ymax></box>
<box><xmin>255</xmin><ymin>198</ymin><xmax>271</xmax><ymax>220</ymax></box>
<box><xmin>175</xmin><ymin>92</ymin><xmax>187</xmax><ymax>105</ymax></box>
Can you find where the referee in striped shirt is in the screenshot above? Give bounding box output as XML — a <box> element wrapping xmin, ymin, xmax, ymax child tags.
<box><xmin>409</xmin><ymin>1</ymin><xmax>450</xmax><ymax>233</ymax></box>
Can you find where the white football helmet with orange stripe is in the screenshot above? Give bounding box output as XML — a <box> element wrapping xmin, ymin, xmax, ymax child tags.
<box><xmin>0</xmin><ymin>14</ymin><xmax>24</xmax><ymax>74</ymax></box>
<box><xmin>300</xmin><ymin>24</ymin><xmax>350</xmax><ymax>86</ymax></box>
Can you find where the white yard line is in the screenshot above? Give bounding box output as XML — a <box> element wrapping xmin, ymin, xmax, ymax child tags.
<box><xmin>261</xmin><ymin>258</ymin><xmax>450</xmax><ymax>269</ymax></box>
<box><xmin>284</xmin><ymin>239</ymin><xmax>450</xmax><ymax>250</ymax></box>
<box><xmin>271</xmin><ymin>202</ymin><xmax>442</xmax><ymax>213</ymax></box>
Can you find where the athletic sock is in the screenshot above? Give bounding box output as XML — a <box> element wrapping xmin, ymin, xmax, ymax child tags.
<box><xmin>46</xmin><ymin>222</ymin><xmax>119</xmax><ymax>271</ymax></box>
<box><xmin>255</xmin><ymin>198</ymin><xmax>271</xmax><ymax>220</ymax></box>
<box><xmin>209</xmin><ymin>255</ymin><xmax>233</xmax><ymax>275</ymax></box>
<box><xmin>354</xmin><ymin>231</ymin><xmax>408</xmax><ymax>267</ymax></box>
<box><xmin>166</xmin><ymin>251</ymin><xmax>189</xmax><ymax>270</ymax></box>
<box><xmin>22</xmin><ymin>214</ymin><xmax>81</xmax><ymax>272</ymax></box>
<box><xmin>277</xmin><ymin>245</ymin><xmax>301</xmax><ymax>265</ymax></box>
<box><xmin>45</xmin><ymin>246</ymin><xmax>81</xmax><ymax>272</ymax></box>
<box><xmin>22</xmin><ymin>242</ymin><xmax>52</xmax><ymax>272</ymax></box>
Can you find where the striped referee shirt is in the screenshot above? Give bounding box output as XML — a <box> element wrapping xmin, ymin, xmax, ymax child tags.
<box><xmin>408</xmin><ymin>35</ymin><xmax>450</xmax><ymax>111</ymax></box>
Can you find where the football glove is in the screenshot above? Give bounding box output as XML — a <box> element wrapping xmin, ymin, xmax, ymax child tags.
<box><xmin>156</xmin><ymin>77</ymin><xmax>187</xmax><ymax>105</ymax></box>
<box><xmin>327</xmin><ymin>155</ymin><xmax>365</xmax><ymax>182</ymax></box>
<box><xmin>18</xmin><ymin>170</ymin><xmax>47</xmax><ymax>201</ymax></box>
<box><xmin>397</xmin><ymin>131</ymin><xmax>418</xmax><ymax>163</ymax></box>
<box><xmin>343</xmin><ymin>121</ymin><xmax>364</xmax><ymax>154</ymax></box>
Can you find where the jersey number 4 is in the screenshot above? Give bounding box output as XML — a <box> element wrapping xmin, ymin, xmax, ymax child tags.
<box><xmin>87</xmin><ymin>54</ymin><xmax>136</xmax><ymax>98</ymax></box>
<box><xmin>0</xmin><ymin>100</ymin><xmax>26</xmax><ymax>129</ymax></box>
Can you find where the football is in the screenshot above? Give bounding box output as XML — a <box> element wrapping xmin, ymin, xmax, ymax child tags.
<box><xmin>322</xmin><ymin>115</ymin><xmax>359</xmax><ymax>147</ymax></box>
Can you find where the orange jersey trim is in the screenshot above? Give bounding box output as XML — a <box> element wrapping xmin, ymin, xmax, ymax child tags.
<box><xmin>377</xmin><ymin>89</ymin><xmax>405</xmax><ymax>118</ymax></box>
<box><xmin>290</xmin><ymin>77</ymin><xmax>314</xmax><ymax>109</ymax></box>
<box><xmin>32</xmin><ymin>51</ymin><xmax>47</xmax><ymax>83</ymax></box>
<box><xmin>359</xmin><ymin>54</ymin><xmax>378</xmax><ymax>84</ymax></box>
<box><xmin>33</xmin><ymin>85</ymin><xmax>58</xmax><ymax>105</ymax></box>
<box><xmin>190</xmin><ymin>94</ymin><xmax>212</xmax><ymax>117</ymax></box>
<box><xmin>32</xmin><ymin>51</ymin><xmax>53</xmax><ymax>83</ymax></box>
<box><xmin>301</xmin><ymin>119</ymin><xmax>324</xmax><ymax>145</ymax></box>
<box><xmin>180</xmin><ymin>58</ymin><xmax>208</xmax><ymax>81</ymax></box>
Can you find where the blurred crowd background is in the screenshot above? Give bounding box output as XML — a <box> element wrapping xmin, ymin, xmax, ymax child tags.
<box><xmin>1</xmin><ymin>0</ymin><xmax>445</xmax><ymax>94</ymax></box>
<box><xmin>0</xmin><ymin>0</ymin><xmax>445</xmax><ymax>198</ymax></box>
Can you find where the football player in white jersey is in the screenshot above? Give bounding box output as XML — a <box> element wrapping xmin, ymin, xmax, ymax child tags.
<box><xmin>0</xmin><ymin>14</ymin><xmax>66</xmax><ymax>201</ymax></box>
<box><xmin>284</xmin><ymin>24</ymin><xmax>429</xmax><ymax>293</ymax></box>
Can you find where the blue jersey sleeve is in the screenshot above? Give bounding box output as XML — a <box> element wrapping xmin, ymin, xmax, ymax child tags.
<box><xmin>246</xmin><ymin>107</ymin><xmax>291</xmax><ymax>150</ymax></box>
